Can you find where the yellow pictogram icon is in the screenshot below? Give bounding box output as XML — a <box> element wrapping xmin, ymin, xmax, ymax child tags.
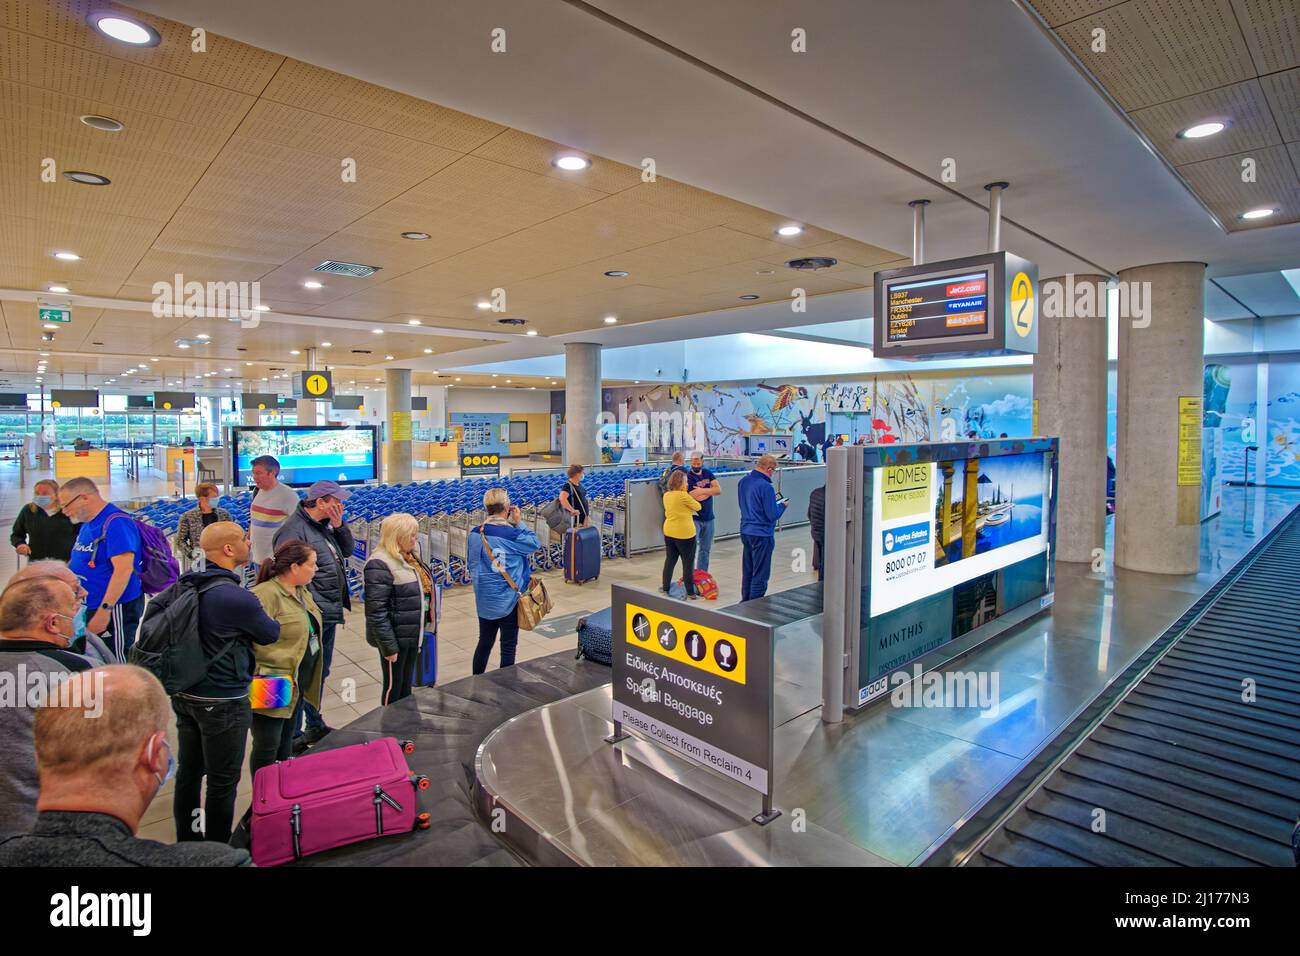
<box><xmin>1010</xmin><ymin>271</ymin><xmax>1035</xmax><ymax>338</ymax></box>
<box><xmin>305</xmin><ymin>374</ymin><xmax>329</xmax><ymax>396</ymax></box>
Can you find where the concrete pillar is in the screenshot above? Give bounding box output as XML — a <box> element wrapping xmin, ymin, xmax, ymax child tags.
<box><xmin>564</xmin><ymin>342</ymin><xmax>601</xmax><ymax>466</ymax></box>
<box><xmin>296</xmin><ymin>349</ymin><xmax>319</xmax><ymax>426</ymax></box>
<box><xmin>1115</xmin><ymin>261</ymin><xmax>1206</xmax><ymax>574</ymax></box>
<box><xmin>1033</xmin><ymin>273</ymin><xmax>1109</xmax><ymax>564</ymax></box>
<box><xmin>386</xmin><ymin>367</ymin><xmax>413</xmax><ymax>484</ymax></box>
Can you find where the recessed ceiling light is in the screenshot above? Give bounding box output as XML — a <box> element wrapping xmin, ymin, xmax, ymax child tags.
<box><xmin>372</xmin><ymin>328</ymin><xmax>384</xmax><ymax>335</ymax></box>
<box><xmin>80</xmin><ymin>114</ymin><xmax>124</xmax><ymax>132</ymax></box>
<box><xmin>303</xmin><ymin>280</ymin><xmax>323</xmax><ymax>289</ymax></box>
<box><xmin>407</xmin><ymin>318</ymin><xmax>421</xmax><ymax>326</ymax></box>
<box><xmin>319</xmin><ymin>341</ymin><xmax>331</xmax><ymax>348</ymax></box>
<box><xmin>505</xmin><ymin>379</ymin><xmax>512</xmax><ymax>383</ymax></box>
<box><xmin>47</xmin><ymin>285</ymin><xmax>70</xmax><ymax>293</ymax></box>
<box><xmin>1239</xmin><ymin>207</ymin><xmax>1278</xmax><ymax>220</ymax></box>
<box><xmin>53</xmin><ymin>251</ymin><xmax>80</xmax><ymax>261</ymax></box>
<box><xmin>384</xmin><ymin>355</ymin><xmax>394</xmax><ymax>360</ymax></box>
<box><xmin>1178</xmin><ymin>121</ymin><xmax>1227</xmax><ymax>139</ymax></box>
<box><xmin>374</xmin><ymin>378</ymin><xmax>382</xmax><ymax>382</ymax></box>
<box><xmin>604</xmin><ymin>270</ymin><xmax>629</xmax><ymax>278</ymax></box>
<box><xmin>64</xmin><ymin>170</ymin><xmax>111</xmax><ymax>186</ymax></box>
<box><xmin>86</xmin><ymin>12</ymin><xmax>161</xmax><ymax>46</ymax></box>
<box><xmin>39</xmin><ymin>352</ymin><xmax>49</xmax><ymax>357</ymax></box>
<box><xmin>289</xmin><ymin>350</ymin><xmax>300</xmax><ymax>356</ymax></box>
<box><xmin>491</xmin><ymin>374</ymin><xmax>498</xmax><ymax>378</ymax></box>
<box><xmin>423</xmin><ymin>348</ymin><xmax>433</xmax><ymax>354</ymax></box>
<box><xmin>739</xmin><ymin>294</ymin><xmax>760</xmax><ymax>300</ymax></box>
<box><xmin>776</xmin><ymin>224</ymin><xmax>803</xmax><ymax>237</ymax></box>
<box><xmin>254</xmin><ymin>304</ymin><xmax>271</xmax><ymax>312</ymax></box>
<box><xmin>43</xmin><ymin>324</ymin><xmax>58</xmax><ymax>331</ymax></box>
<box><xmin>150</xmin><ymin>357</ymin><xmax>159</xmax><ymax>362</ymax></box>
<box><xmin>245</xmin><ymin>361</ymin><xmax>253</xmax><ymax>366</ymax></box>
<box><xmin>178</xmin><ymin>343</ymin><xmax>190</xmax><ymax>349</ymax></box>
<box><xmin>526</xmin><ymin>329</ymin><xmax>538</xmax><ymax>336</ymax></box>
<box><xmin>455</xmin><ymin>377</ymin><xmax>462</xmax><ymax>382</ymax></box>
<box><xmin>604</xmin><ymin>316</ymin><xmax>618</xmax><ymax>324</ymax></box>
<box><xmin>224</xmin><ymin>368</ymin><xmax>233</xmax><ymax>372</ymax></box>
<box><xmin>491</xmin><ymin>384</ymin><xmax>497</xmax><ymax>389</ymax></box>
<box><xmin>401</xmin><ymin>231</ymin><xmax>431</xmax><ymax>240</ymax></box>
<box><xmin>552</xmin><ymin>154</ymin><xmax>590</xmax><ymax>171</ymax></box>
<box><xmin>476</xmin><ymin>301</ymin><xmax>492</xmax><ymax>310</ymax></box>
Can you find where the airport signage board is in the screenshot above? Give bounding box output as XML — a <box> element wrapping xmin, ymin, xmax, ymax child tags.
<box><xmin>241</xmin><ymin>392</ymin><xmax>280</xmax><ymax>411</ymax></box>
<box><xmin>459</xmin><ymin>451</ymin><xmax>500</xmax><ymax>477</ymax></box>
<box><xmin>611</xmin><ymin>585</ymin><xmax>774</xmax><ymax>798</ymax></box>
<box><xmin>331</xmin><ymin>395</ymin><xmax>363</xmax><ymax>411</ymax></box>
<box><xmin>298</xmin><ymin>371</ymin><xmax>334</xmax><ymax>401</ymax></box>
<box><xmin>873</xmin><ymin>251</ymin><xmax>1037</xmax><ymax>358</ymax></box>
<box><xmin>50</xmin><ymin>389</ymin><xmax>99</xmax><ymax>409</ymax></box>
<box><xmin>153</xmin><ymin>391</ymin><xmax>196</xmax><ymax>411</ymax></box>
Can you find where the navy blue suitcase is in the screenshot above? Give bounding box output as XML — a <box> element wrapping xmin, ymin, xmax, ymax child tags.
<box><xmin>564</xmin><ymin>523</ymin><xmax>601</xmax><ymax>584</ymax></box>
<box><xmin>576</xmin><ymin>608</ymin><xmax>612</xmax><ymax>665</ymax></box>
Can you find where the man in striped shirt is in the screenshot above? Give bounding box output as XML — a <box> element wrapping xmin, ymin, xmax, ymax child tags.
<box><xmin>249</xmin><ymin>456</ymin><xmax>300</xmax><ymax>570</ymax></box>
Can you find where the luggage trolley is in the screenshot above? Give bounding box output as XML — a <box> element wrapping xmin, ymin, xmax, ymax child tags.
<box><xmin>447</xmin><ymin>512</ymin><xmax>472</xmax><ymax>586</ymax></box>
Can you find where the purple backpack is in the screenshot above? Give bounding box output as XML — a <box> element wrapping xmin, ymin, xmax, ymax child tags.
<box><xmin>97</xmin><ymin>513</ymin><xmax>180</xmax><ymax>595</ymax></box>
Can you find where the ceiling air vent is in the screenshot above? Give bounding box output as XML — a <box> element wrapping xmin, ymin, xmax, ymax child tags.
<box><xmin>351</xmin><ymin>349</ymin><xmax>372</xmax><ymax>355</ymax></box>
<box><xmin>785</xmin><ymin>257</ymin><xmax>838</xmax><ymax>271</ymax></box>
<box><xmin>496</xmin><ymin>318</ymin><xmax>526</xmax><ymax>326</ymax></box>
<box><xmin>313</xmin><ymin>260</ymin><xmax>381</xmax><ymax>278</ymax></box>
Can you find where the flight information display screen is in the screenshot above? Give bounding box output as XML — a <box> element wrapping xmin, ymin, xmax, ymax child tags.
<box><xmin>884</xmin><ymin>269</ymin><xmax>991</xmax><ymax>345</ymax></box>
<box><xmin>232</xmin><ymin>426</ymin><xmax>378</xmax><ymax>487</ymax></box>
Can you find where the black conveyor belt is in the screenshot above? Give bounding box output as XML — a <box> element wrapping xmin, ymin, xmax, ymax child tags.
<box><xmin>723</xmin><ymin>581</ymin><xmax>823</xmax><ymax>628</ymax></box>
<box><xmin>959</xmin><ymin>511</ymin><xmax>1300</xmax><ymax>867</ymax></box>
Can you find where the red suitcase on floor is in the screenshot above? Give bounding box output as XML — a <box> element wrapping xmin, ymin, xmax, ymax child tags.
<box><xmin>250</xmin><ymin>736</ymin><xmax>428</xmax><ymax>866</ymax></box>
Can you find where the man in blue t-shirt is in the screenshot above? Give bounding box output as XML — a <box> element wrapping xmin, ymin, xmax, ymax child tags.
<box><xmin>59</xmin><ymin>478</ymin><xmax>143</xmax><ymax>661</ymax></box>
<box><xmin>685</xmin><ymin>452</ymin><xmax>721</xmax><ymax>572</ymax></box>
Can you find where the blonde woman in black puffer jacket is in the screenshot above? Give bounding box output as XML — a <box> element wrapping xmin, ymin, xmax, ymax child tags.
<box><xmin>363</xmin><ymin>512</ymin><xmax>435</xmax><ymax>705</ymax></box>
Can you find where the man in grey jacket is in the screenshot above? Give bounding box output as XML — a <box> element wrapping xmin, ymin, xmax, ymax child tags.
<box><xmin>0</xmin><ymin>665</ymin><xmax>248</xmax><ymax>866</ymax></box>
<box><xmin>274</xmin><ymin>480</ymin><xmax>354</xmax><ymax>751</ymax></box>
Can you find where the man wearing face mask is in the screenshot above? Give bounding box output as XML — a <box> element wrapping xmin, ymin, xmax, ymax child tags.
<box><xmin>161</xmin><ymin>522</ymin><xmax>280</xmax><ymax>844</ymax></box>
<box><xmin>685</xmin><ymin>452</ymin><xmax>721</xmax><ymax>573</ymax></box>
<box><xmin>10</xmin><ymin>479</ymin><xmax>77</xmax><ymax>564</ymax></box>
<box><xmin>0</xmin><ymin>576</ymin><xmax>93</xmax><ymax>836</ymax></box>
<box><xmin>0</xmin><ymin>665</ymin><xmax>250</xmax><ymax>866</ymax></box>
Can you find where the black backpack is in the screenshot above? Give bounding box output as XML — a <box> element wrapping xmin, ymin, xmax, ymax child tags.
<box><xmin>129</xmin><ymin>577</ymin><xmax>238</xmax><ymax>695</ymax></box>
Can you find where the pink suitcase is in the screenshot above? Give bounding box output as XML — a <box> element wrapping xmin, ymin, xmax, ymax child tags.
<box><xmin>250</xmin><ymin>737</ymin><xmax>428</xmax><ymax>866</ymax></box>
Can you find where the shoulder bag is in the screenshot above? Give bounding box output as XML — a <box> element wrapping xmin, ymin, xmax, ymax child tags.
<box><xmin>479</xmin><ymin>526</ymin><xmax>553</xmax><ymax>630</ymax></box>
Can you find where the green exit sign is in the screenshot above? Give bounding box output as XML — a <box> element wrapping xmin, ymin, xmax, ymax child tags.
<box><xmin>39</xmin><ymin>306</ymin><xmax>71</xmax><ymax>324</ymax></box>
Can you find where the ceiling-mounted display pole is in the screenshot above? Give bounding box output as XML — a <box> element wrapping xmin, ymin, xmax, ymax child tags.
<box><xmin>908</xmin><ymin>199</ymin><xmax>930</xmax><ymax>265</ymax></box>
<box><xmin>985</xmin><ymin>181</ymin><xmax>1009</xmax><ymax>252</ymax></box>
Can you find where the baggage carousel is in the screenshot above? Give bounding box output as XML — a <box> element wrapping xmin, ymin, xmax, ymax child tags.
<box><xmin>470</xmin><ymin>486</ymin><xmax>1300</xmax><ymax>866</ymax></box>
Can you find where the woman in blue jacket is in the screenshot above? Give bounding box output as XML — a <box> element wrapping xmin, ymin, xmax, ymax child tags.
<box><xmin>468</xmin><ymin>488</ymin><xmax>540</xmax><ymax>674</ymax></box>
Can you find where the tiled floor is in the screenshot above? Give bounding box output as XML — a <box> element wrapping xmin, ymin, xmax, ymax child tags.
<box><xmin>0</xmin><ymin>457</ymin><xmax>817</xmax><ymax>845</ymax></box>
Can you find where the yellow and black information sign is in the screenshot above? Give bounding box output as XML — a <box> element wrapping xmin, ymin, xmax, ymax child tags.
<box><xmin>459</xmin><ymin>452</ymin><xmax>500</xmax><ymax>477</ymax></box>
<box><xmin>301</xmin><ymin>371</ymin><xmax>333</xmax><ymax>401</ymax></box>
<box><xmin>880</xmin><ymin>462</ymin><xmax>932</xmax><ymax>520</ymax></box>
<box><xmin>391</xmin><ymin>410</ymin><xmax>411</xmax><ymax>442</ymax></box>
<box><xmin>1177</xmin><ymin>396</ymin><xmax>1202</xmax><ymax>487</ymax></box>
<box><xmin>1010</xmin><ymin>270</ymin><xmax>1035</xmax><ymax>338</ymax></box>
<box><xmin>625</xmin><ymin>601</ymin><xmax>747</xmax><ymax>684</ymax></box>
<box><xmin>610</xmin><ymin>584</ymin><xmax>775</xmax><ymax>803</ymax></box>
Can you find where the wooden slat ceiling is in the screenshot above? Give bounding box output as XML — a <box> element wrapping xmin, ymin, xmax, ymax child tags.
<box><xmin>0</xmin><ymin>0</ymin><xmax>900</xmax><ymax>389</ymax></box>
<box><xmin>1029</xmin><ymin>0</ymin><xmax>1300</xmax><ymax>232</ymax></box>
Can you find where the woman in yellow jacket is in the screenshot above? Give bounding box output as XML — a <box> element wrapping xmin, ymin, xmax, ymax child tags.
<box><xmin>249</xmin><ymin>539</ymin><xmax>327</xmax><ymax>773</ymax></box>
<box><xmin>662</xmin><ymin>469</ymin><xmax>701</xmax><ymax>599</ymax></box>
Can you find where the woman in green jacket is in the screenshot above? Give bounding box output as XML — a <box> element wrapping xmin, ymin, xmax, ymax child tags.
<box><xmin>249</xmin><ymin>539</ymin><xmax>326</xmax><ymax>774</ymax></box>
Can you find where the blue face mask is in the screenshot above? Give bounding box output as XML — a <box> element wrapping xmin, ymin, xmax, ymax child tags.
<box><xmin>55</xmin><ymin>606</ymin><xmax>86</xmax><ymax>645</ymax></box>
<box><xmin>149</xmin><ymin>737</ymin><xmax>176</xmax><ymax>787</ymax></box>
<box><xmin>34</xmin><ymin>495</ymin><xmax>54</xmax><ymax>508</ymax></box>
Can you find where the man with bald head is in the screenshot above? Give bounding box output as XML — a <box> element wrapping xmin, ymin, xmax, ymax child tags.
<box><xmin>139</xmin><ymin>520</ymin><xmax>279</xmax><ymax>845</ymax></box>
<box><xmin>0</xmin><ymin>575</ymin><xmax>93</xmax><ymax>835</ymax></box>
<box><xmin>0</xmin><ymin>665</ymin><xmax>248</xmax><ymax>865</ymax></box>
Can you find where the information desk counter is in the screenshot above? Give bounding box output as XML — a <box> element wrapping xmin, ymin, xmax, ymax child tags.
<box><xmin>412</xmin><ymin>439</ymin><xmax>458</xmax><ymax>466</ymax></box>
<box><xmin>54</xmin><ymin>449</ymin><xmax>111</xmax><ymax>483</ymax></box>
<box><xmin>152</xmin><ymin>444</ymin><xmax>199</xmax><ymax>481</ymax></box>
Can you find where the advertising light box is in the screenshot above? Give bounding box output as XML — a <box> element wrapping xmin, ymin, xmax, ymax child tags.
<box><xmin>873</xmin><ymin>251</ymin><xmax>1038</xmax><ymax>358</ymax></box>
<box><xmin>870</xmin><ymin>451</ymin><xmax>1050</xmax><ymax>617</ymax></box>
<box><xmin>231</xmin><ymin>425</ymin><xmax>378</xmax><ymax>487</ymax></box>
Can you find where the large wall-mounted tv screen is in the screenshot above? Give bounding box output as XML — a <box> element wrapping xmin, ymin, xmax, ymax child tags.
<box><xmin>231</xmin><ymin>426</ymin><xmax>379</xmax><ymax>487</ymax></box>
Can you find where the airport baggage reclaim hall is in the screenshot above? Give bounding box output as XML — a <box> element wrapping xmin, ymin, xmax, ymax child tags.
<box><xmin>1</xmin><ymin>0</ymin><xmax>1299</xmax><ymax>913</ymax></box>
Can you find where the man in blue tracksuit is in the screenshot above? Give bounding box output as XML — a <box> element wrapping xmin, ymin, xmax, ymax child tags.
<box><xmin>737</xmin><ymin>454</ymin><xmax>786</xmax><ymax>602</ymax></box>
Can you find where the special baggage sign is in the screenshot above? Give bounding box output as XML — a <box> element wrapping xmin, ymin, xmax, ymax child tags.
<box><xmin>610</xmin><ymin>585</ymin><xmax>775</xmax><ymax>799</ymax></box>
